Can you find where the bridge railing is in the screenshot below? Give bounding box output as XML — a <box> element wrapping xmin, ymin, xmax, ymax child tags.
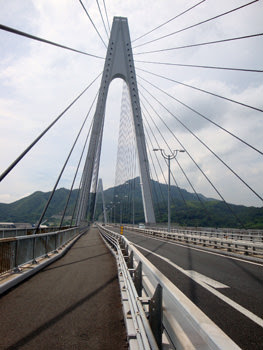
<box><xmin>98</xmin><ymin>225</ymin><xmax>158</xmax><ymax>350</ymax></box>
<box><xmin>0</xmin><ymin>226</ymin><xmax>87</xmax><ymax>275</ymax></box>
<box><xmin>0</xmin><ymin>226</ymin><xmax>73</xmax><ymax>239</ymax></box>
<box><xmin>125</xmin><ymin>225</ymin><xmax>263</xmax><ymax>257</ymax></box>
<box><xmin>146</xmin><ymin>226</ymin><xmax>263</xmax><ymax>242</ymax></box>
<box><xmin>98</xmin><ymin>224</ymin><xmax>240</xmax><ymax>350</ymax></box>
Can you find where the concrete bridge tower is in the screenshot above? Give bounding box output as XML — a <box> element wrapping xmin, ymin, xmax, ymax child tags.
<box><xmin>77</xmin><ymin>17</ymin><xmax>156</xmax><ymax>224</ymax></box>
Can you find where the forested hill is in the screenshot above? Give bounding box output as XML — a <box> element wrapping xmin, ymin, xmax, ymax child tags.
<box><xmin>0</xmin><ymin>178</ymin><xmax>262</xmax><ymax>228</ymax></box>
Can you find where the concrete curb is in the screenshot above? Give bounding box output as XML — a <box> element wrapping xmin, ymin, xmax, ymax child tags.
<box><xmin>0</xmin><ymin>231</ymin><xmax>86</xmax><ymax>296</ymax></box>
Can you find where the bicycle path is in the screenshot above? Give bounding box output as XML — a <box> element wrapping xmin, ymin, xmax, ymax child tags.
<box><xmin>0</xmin><ymin>227</ymin><xmax>127</xmax><ymax>349</ymax></box>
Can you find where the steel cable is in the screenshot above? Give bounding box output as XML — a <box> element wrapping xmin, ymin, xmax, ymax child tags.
<box><xmin>141</xmin><ymin>94</ymin><xmax>206</xmax><ymax>210</ymax></box>
<box><xmin>142</xmin><ymin>104</ymin><xmax>186</xmax><ymax>205</ymax></box>
<box><xmin>138</xmin><ymin>80</ymin><xmax>246</xmax><ymax>228</ymax></box>
<box><xmin>143</xmin><ymin>121</ymin><xmax>167</xmax><ymax>203</ymax></box>
<box><xmin>133</xmin><ymin>0</ymin><xmax>259</xmax><ymax>49</ymax></box>
<box><xmin>135</xmin><ymin>59</ymin><xmax>263</xmax><ymax>73</ymax></box>
<box><xmin>144</xmin><ymin>118</ymin><xmax>188</xmax><ymax>211</ymax></box>
<box><xmin>60</xmin><ymin>91</ymin><xmax>99</xmax><ymax>228</ymax></box>
<box><xmin>132</xmin><ymin>0</ymin><xmax>206</xmax><ymax>43</ymax></box>
<box><xmin>137</xmin><ymin>68</ymin><xmax>263</xmax><ymax>113</ymax></box>
<box><xmin>144</xmin><ymin>136</ymin><xmax>163</xmax><ymax>219</ymax></box>
<box><xmin>134</xmin><ymin>33</ymin><xmax>263</xmax><ymax>56</ymax></box>
<box><xmin>137</xmin><ymin>75</ymin><xmax>263</xmax><ymax>156</ymax></box>
<box><xmin>96</xmin><ymin>0</ymin><xmax>110</xmax><ymax>39</ymax></box>
<box><xmin>0</xmin><ymin>73</ymin><xmax>102</xmax><ymax>182</ymax></box>
<box><xmin>0</xmin><ymin>23</ymin><xmax>104</xmax><ymax>59</ymax></box>
<box><xmin>70</xmin><ymin>115</ymin><xmax>94</xmax><ymax>227</ymax></box>
<box><xmin>78</xmin><ymin>0</ymin><xmax>107</xmax><ymax>49</ymax></box>
<box><xmin>34</xmin><ymin>91</ymin><xmax>98</xmax><ymax>233</ymax></box>
<box><xmin>139</xmin><ymin>81</ymin><xmax>263</xmax><ymax>202</ymax></box>
<box><xmin>103</xmin><ymin>0</ymin><xmax>111</xmax><ymax>33</ymax></box>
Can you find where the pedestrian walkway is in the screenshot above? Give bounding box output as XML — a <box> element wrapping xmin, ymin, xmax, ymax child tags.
<box><xmin>0</xmin><ymin>227</ymin><xmax>127</xmax><ymax>349</ymax></box>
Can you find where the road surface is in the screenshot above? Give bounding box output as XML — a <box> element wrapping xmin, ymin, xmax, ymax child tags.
<box><xmin>119</xmin><ymin>226</ymin><xmax>263</xmax><ymax>350</ymax></box>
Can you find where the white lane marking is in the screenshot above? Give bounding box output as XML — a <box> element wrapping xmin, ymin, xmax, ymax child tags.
<box><xmin>185</xmin><ymin>270</ymin><xmax>229</xmax><ymax>289</ymax></box>
<box><xmin>128</xmin><ymin>231</ymin><xmax>263</xmax><ymax>267</ymax></box>
<box><xmin>133</xmin><ymin>243</ymin><xmax>263</xmax><ymax>328</ymax></box>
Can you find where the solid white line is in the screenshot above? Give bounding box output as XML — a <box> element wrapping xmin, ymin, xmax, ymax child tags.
<box><xmin>133</xmin><ymin>243</ymin><xmax>263</xmax><ymax>329</ymax></box>
<box><xmin>128</xmin><ymin>230</ymin><xmax>263</xmax><ymax>267</ymax></box>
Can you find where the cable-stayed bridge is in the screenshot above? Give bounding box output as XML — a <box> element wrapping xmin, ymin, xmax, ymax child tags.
<box><xmin>0</xmin><ymin>1</ymin><xmax>263</xmax><ymax>349</ymax></box>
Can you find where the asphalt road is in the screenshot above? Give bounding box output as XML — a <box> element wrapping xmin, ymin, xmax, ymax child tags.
<box><xmin>0</xmin><ymin>228</ymin><xmax>127</xmax><ymax>350</ymax></box>
<box><xmin>119</xmin><ymin>227</ymin><xmax>263</xmax><ymax>350</ymax></box>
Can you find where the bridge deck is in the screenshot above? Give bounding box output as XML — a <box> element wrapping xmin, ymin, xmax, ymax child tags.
<box><xmin>0</xmin><ymin>227</ymin><xmax>127</xmax><ymax>349</ymax></box>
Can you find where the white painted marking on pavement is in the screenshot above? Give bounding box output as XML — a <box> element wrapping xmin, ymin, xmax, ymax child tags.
<box><xmin>185</xmin><ymin>270</ymin><xmax>229</xmax><ymax>289</ymax></box>
<box><xmin>133</xmin><ymin>243</ymin><xmax>263</xmax><ymax>328</ymax></box>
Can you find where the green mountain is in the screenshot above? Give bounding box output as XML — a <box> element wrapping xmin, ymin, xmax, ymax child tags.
<box><xmin>96</xmin><ymin>177</ymin><xmax>263</xmax><ymax>229</ymax></box>
<box><xmin>0</xmin><ymin>178</ymin><xmax>262</xmax><ymax>229</ymax></box>
<box><xmin>0</xmin><ymin>188</ymin><xmax>79</xmax><ymax>225</ymax></box>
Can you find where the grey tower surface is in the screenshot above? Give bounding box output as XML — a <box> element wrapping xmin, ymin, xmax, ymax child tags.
<box><xmin>77</xmin><ymin>17</ymin><xmax>156</xmax><ymax>224</ymax></box>
<box><xmin>93</xmin><ymin>178</ymin><xmax>107</xmax><ymax>223</ymax></box>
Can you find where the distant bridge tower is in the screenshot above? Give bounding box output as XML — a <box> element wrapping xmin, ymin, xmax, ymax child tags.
<box><xmin>93</xmin><ymin>178</ymin><xmax>107</xmax><ymax>223</ymax></box>
<box><xmin>77</xmin><ymin>17</ymin><xmax>156</xmax><ymax>224</ymax></box>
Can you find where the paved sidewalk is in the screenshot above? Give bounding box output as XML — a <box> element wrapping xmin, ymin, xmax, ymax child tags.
<box><xmin>0</xmin><ymin>227</ymin><xmax>127</xmax><ymax>349</ymax></box>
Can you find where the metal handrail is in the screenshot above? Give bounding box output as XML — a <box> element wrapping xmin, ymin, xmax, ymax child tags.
<box><xmin>126</xmin><ymin>226</ymin><xmax>263</xmax><ymax>257</ymax></box>
<box><xmin>98</xmin><ymin>226</ymin><xmax>158</xmax><ymax>350</ymax></box>
<box><xmin>146</xmin><ymin>225</ymin><xmax>263</xmax><ymax>242</ymax></box>
<box><xmin>98</xmin><ymin>224</ymin><xmax>241</xmax><ymax>350</ymax></box>
<box><xmin>0</xmin><ymin>226</ymin><xmax>88</xmax><ymax>275</ymax></box>
<box><xmin>0</xmin><ymin>225</ymin><xmax>75</xmax><ymax>239</ymax></box>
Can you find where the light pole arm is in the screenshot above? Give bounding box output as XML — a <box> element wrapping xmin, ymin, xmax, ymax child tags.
<box><xmin>160</xmin><ymin>149</ymin><xmax>178</xmax><ymax>160</ymax></box>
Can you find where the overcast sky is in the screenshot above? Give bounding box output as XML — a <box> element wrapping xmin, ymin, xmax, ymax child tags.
<box><xmin>0</xmin><ymin>0</ymin><xmax>262</xmax><ymax>207</ymax></box>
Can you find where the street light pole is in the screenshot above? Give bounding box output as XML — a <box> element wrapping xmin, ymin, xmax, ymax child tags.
<box><xmin>114</xmin><ymin>195</ymin><xmax>118</xmax><ymax>225</ymax></box>
<box><xmin>153</xmin><ymin>148</ymin><xmax>185</xmax><ymax>232</ymax></box>
<box><xmin>132</xmin><ymin>192</ymin><xmax>135</xmax><ymax>226</ymax></box>
<box><xmin>167</xmin><ymin>154</ymin><xmax>171</xmax><ymax>233</ymax></box>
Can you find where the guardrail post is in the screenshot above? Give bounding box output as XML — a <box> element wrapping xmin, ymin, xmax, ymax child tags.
<box><xmin>127</xmin><ymin>251</ymin><xmax>134</xmax><ymax>269</ymax></box>
<box><xmin>32</xmin><ymin>236</ymin><xmax>38</xmax><ymax>264</ymax></box>
<box><xmin>124</xmin><ymin>245</ymin><xmax>129</xmax><ymax>258</ymax></box>
<box><xmin>120</xmin><ymin>239</ymin><xmax>125</xmax><ymax>250</ymax></box>
<box><xmin>14</xmin><ymin>240</ymin><xmax>21</xmax><ymax>273</ymax></box>
<box><xmin>54</xmin><ymin>233</ymin><xmax>58</xmax><ymax>253</ymax></box>
<box><xmin>45</xmin><ymin>235</ymin><xmax>49</xmax><ymax>258</ymax></box>
<box><xmin>149</xmin><ymin>284</ymin><xmax>163</xmax><ymax>350</ymax></box>
<box><xmin>134</xmin><ymin>261</ymin><xmax>142</xmax><ymax>297</ymax></box>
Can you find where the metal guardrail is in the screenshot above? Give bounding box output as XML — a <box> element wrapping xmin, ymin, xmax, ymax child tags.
<box><xmin>148</xmin><ymin>226</ymin><xmax>263</xmax><ymax>242</ymax></box>
<box><xmin>98</xmin><ymin>225</ymin><xmax>158</xmax><ymax>350</ymax></box>
<box><xmin>0</xmin><ymin>226</ymin><xmax>87</xmax><ymax>275</ymax></box>
<box><xmin>126</xmin><ymin>226</ymin><xmax>263</xmax><ymax>257</ymax></box>
<box><xmin>0</xmin><ymin>226</ymin><xmax>73</xmax><ymax>239</ymax></box>
<box><xmin>98</xmin><ymin>224</ymin><xmax>241</xmax><ymax>350</ymax></box>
